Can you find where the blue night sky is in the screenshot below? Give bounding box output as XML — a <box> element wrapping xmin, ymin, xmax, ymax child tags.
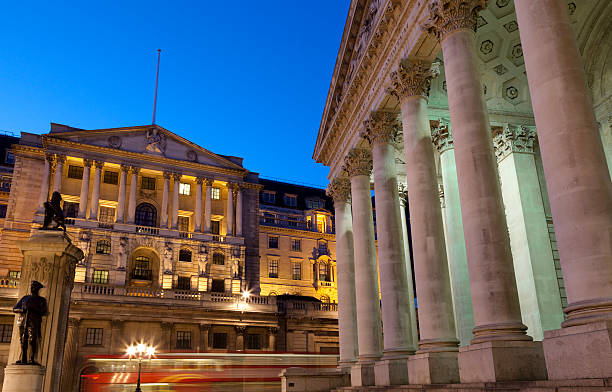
<box><xmin>0</xmin><ymin>1</ymin><xmax>350</xmax><ymax>187</ymax></box>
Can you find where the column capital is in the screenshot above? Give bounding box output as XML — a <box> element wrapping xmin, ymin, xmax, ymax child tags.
<box><xmin>267</xmin><ymin>326</ymin><xmax>279</xmax><ymax>335</ymax></box>
<box><xmin>204</xmin><ymin>178</ymin><xmax>214</xmax><ymax>187</ymax></box>
<box><xmin>431</xmin><ymin>119</ymin><xmax>454</xmax><ymax>153</ymax></box>
<box><xmin>196</xmin><ymin>177</ymin><xmax>204</xmax><ymax>185</ymax></box>
<box><xmin>161</xmin><ymin>321</ymin><xmax>174</xmax><ymax>331</ymax></box>
<box><xmin>389</xmin><ymin>60</ymin><xmax>440</xmax><ymax>99</ymax></box>
<box><xmin>82</xmin><ymin>159</ymin><xmax>93</xmax><ymax>168</ymax></box>
<box><xmin>171</xmin><ymin>172</ymin><xmax>182</xmax><ymax>181</ymax></box>
<box><xmin>110</xmin><ymin>319</ymin><xmax>124</xmax><ymax>329</ymax></box>
<box><xmin>235</xmin><ymin>325</ymin><xmax>247</xmax><ymax>335</ymax></box>
<box><xmin>55</xmin><ymin>154</ymin><xmax>66</xmax><ymax>164</ymax></box>
<box><xmin>199</xmin><ymin>323</ymin><xmax>211</xmax><ymax>332</ymax></box>
<box><xmin>423</xmin><ymin>0</ymin><xmax>489</xmax><ymax>42</ymax></box>
<box><xmin>343</xmin><ymin>148</ymin><xmax>373</xmax><ymax>178</ymax></box>
<box><xmin>162</xmin><ymin>171</ymin><xmax>172</xmax><ymax>180</ymax></box>
<box><xmin>129</xmin><ymin>165</ymin><xmax>140</xmax><ymax>174</ymax></box>
<box><xmin>493</xmin><ymin>124</ymin><xmax>537</xmax><ymax>162</ymax></box>
<box><xmin>397</xmin><ymin>183</ymin><xmax>408</xmax><ymax>207</ymax></box>
<box><xmin>45</xmin><ymin>153</ymin><xmax>54</xmax><ymax>163</ymax></box>
<box><xmin>67</xmin><ymin>317</ymin><xmax>81</xmax><ymax>328</ymax></box>
<box><xmin>327</xmin><ymin>177</ymin><xmax>351</xmax><ymax>203</ymax></box>
<box><xmin>120</xmin><ymin>164</ymin><xmax>130</xmax><ymax>173</ymax></box>
<box><xmin>361</xmin><ymin>111</ymin><xmax>401</xmax><ymax>146</ymax></box>
<box><xmin>93</xmin><ymin>160</ymin><xmax>104</xmax><ymax>169</ymax></box>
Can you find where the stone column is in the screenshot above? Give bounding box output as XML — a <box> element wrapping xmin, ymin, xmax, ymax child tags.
<box><xmin>110</xmin><ymin>319</ymin><xmax>124</xmax><ymax>352</ymax></box>
<box><xmin>344</xmin><ymin>148</ymin><xmax>382</xmax><ymax>387</ymax></box>
<box><xmin>235</xmin><ymin>326</ymin><xmax>246</xmax><ymax>351</ymax></box>
<box><xmin>199</xmin><ymin>324</ymin><xmax>210</xmax><ymax>352</ymax></box>
<box><xmin>431</xmin><ymin>122</ymin><xmax>474</xmax><ymax>346</ymax></box>
<box><xmin>327</xmin><ymin>177</ymin><xmax>359</xmax><ymax>369</ymax></box>
<box><xmin>268</xmin><ymin>326</ymin><xmax>278</xmax><ymax>351</ymax></box>
<box><xmin>116</xmin><ymin>165</ymin><xmax>129</xmax><ymax>223</ymax></box>
<box><xmin>37</xmin><ymin>154</ymin><xmax>54</xmax><ymax>213</ymax></box>
<box><xmin>59</xmin><ymin>317</ymin><xmax>80</xmax><ymax>392</ymax></box>
<box><xmin>77</xmin><ymin>160</ymin><xmax>92</xmax><ymax>219</ymax></box>
<box><xmin>424</xmin><ymin>0</ymin><xmax>546</xmax><ymax>382</ymax></box>
<box><xmin>226</xmin><ymin>183</ymin><xmax>235</xmax><ymax>236</ymax></box>
<box><xmin>515</xmin><ymin>0</ymin><xmax>612</xmax><ymax>379</ymax></box>
<box><xmin>52</xmin><ymin>155</ymin><xmax>65</xmax><ymax>193</ymax></box>
<box><xmin>160</xmin><ymin>172</ymin><xmax>171</xmax><ymax>228</ymax></box>
<box><xmin>361</xmin><ymin>111</ymin><xmax>417</xmax><ymax>386</ymax></box>
<box><xmin>204</xmin><ymin>179</ymin><xmax>213</xmax><ymax>233</ymax></box>
<box><xmin>126</xmin><ymin>166</ymin><xmax>139</xmax><ymax>224</ymax></box>
<box><xmin>161</xmin><ymin>322</ymin><xmax>173</xmax><ymax>352</ymax></box>
<box><xmin>195</xmin><ymin>178</ymin><xmax>203</xmax><ymax>232</ymax></box>
<box><xmin>235</xmin><ymin>186</ymin><xmax>243</xmax><ymax>237</ymax></box>
<box><xmin>389</xmin><ymin>61</ymin><xmax>459</xmax><ymax>384</ymax></box>
<box><xmin>171</xmin><ymin>173</ymin><xmax>181</xmax><ymax>230</ymax></box>
<box><xmin>88</xmin><ymin>161</ymin><xmax>103</xmax><ymax>220</ymax></box>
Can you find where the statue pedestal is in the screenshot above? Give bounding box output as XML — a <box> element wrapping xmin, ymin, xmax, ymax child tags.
<box><xmin>2</xmin><ymin>365</ymin><xmax>45</xmax><ymax>392</ymax></box>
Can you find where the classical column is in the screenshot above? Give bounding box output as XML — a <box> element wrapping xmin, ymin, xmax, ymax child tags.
<box><xmin>361</xmin><ymin>111</ymin><xmax>417</xmax><ymax>386</ymax></box>
<box><xmin>126</xmin><ymin>166</ymin><xmax>140</xmax><ymax>224</ymax></box>
<box><xmin>235</xmin><ymin>186</ymin><xmax>243</xmax><ymax>236</ymax></box>
<box><xmin>226</xmin><ymin>183</ymin><xmax>235</xmax><ymax>236</ymax></box>
<box><xmin>59</xmin><ymin>317</ymin><xmax>80</xmax><ymax>392</ymax></box>
<box><xmin>161</xmin><ymin>172</ymin><xmax>171</xmax><ymax>228</ymax></box>
<box><xmin>37</xmin><ymin>153</ymin><xmax>54</xmax><ymax>212</ymax></box>
<box><xmin>389</xmin><ymin>62</ymin><xmax>459</xmax><ymax>384</ymax></box>
<box><xmin>204</xmin><ymin>179</ymin><xmax>213</xmax><ymax>233</ymax></box>
<box><xmin>235</xmin><ymin>326</ymin><xmax>246</xmax><ymax>351</ymax></box>
<box><xmin>77</xmin><ymin>159</ymin><xmax>92</xmax><ymax>218</ymax></box>
<box><xmin>88</xmin><ymin>160</ymin><xmax>103</xmax><ymax>220</ymax></box>
<box><xmin>431</xmin><ymin>121</ymin><xmax>474</xmax><ymax>346</ymax></box>
<box><xmin>116</xmin><ymin>165</ymin><xmax>129</xmax><ymax>223</ymax></box>
<box><xmin>199</xmin><ymin>324</ymin><xmax>210</xmax><ymax>352</ymax></box>
<box><xmin>161</xmin><ymin>322</ymin><xmax>173</xmax><ymax>351</ymax></box>
<box><xmin>195</xmin><ymin>177</ymin><xmax>204</xmax><ymax>232</ymax></box>
<box><xmin>268</xmin><ymin>326</ymin><xmax>278</xmax><ymax>351</ymax></box>
<box><xmin>344</xmin><ymin>148</ymin><xmax>382</xmax><ymax>387</ymax></box>
<box><xmin>52</xmin><ymin>154</ymin><xmax>65</xmax><ymax>193</ymax></box>
<box><xmin>171</xmin><ymin>172</ymin><xmax>181</xmax><ymax>230</ymax></box>
<box><xmin>424</xmin><ymin>0</ymin><xmax>546</xmax><ymax>382</ymax></box>
<box><xmin>327</xmin><ymin>177</ymin><xmax>359</xmax><ymax>368</ymax></box>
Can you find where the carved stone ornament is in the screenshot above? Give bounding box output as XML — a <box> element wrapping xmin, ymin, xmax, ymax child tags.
<box><xmin>326</xmin><ymin>177</ymin><xmax>351</xmax><ymax>203</ymax></box>
<box><xmin>186</xmin><ymin>150</ymin><xmax>198</xmax><ymax>162</ymax></box>
<box><xmin>343</xmin><ymin>148</ymin><xmax>373</xmax><ymax>177</ymax></box>
<box><xmin>361</xmin><ymin>111</ymin><xmax>401</xmax><ymax>146</ymax></box>
<box><xmin>389</xmin><ymin>60</ymin><xmax>440</xmax><ymax>99</ymax></box>
<box><xmin>423</xmin><ymin>0</ymin><xmax>490</xmax><ymax>42</ymax></box>
<box><xmin>145</xmin><ymin>128</ymin><xmax>167</xmax><ymax>155</ymax></box>
<box><xmin>431</xmin><ymin>119</ymin><xmax>454</xmax><ymax>153</ymax></box>
<box><xmin>108</xmin><ymin>136</ymin><xmax>122</xmax><ymax>149</ymax></box>
<box><xmin>492</xmin><ymin>124</ymin><xmax>537</xmax><ymax>162</ymax></box>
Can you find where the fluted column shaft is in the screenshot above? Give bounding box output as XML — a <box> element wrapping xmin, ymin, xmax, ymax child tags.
<box><xmin>236</xmin><ymin>187</ymin><xmax>243</xmax><ymax>236</ymax></box>
<box><xmin>116</xmin><ymin>165</ymin><xmax>129</xmax><ymax>223</ymax></box>
<box><xmin>78</xmin><ymin>160</ymin><xmax>92</xmax><ymax>218</ymax></box>
<box><xmin>37</xmin><ymin>154</ymin><xmax>53</xmax><ymax>212</ymax></box>
<box><xmin>52</xmin><ymin>155</ymin><xmax>65</xmax><ymax>193</ymax></box>
<box><xmin>161</xmin><ymin>172</ymin><xmax>170</xmax><ymax>228</ymax></box>
<box><xmin>171</xmin><ymin>173</ymin><xmax>180</xmax><ymax>230</ymax></box>
<box><xmin>204</xmin><ymin>179</ymin><xmax>213</xmax><ymax>233</ymax></box>
<box><xmin>195</xmin><ymin>178</ymin><xmax>203</xmax><ymax>232</ymax></box>
<box><xmin>89</xmin><ymin>161</ymin><xmax>103</xmax><ymax>220</ymax></box>
<box><xmin>126</xmin><ymin>166</ymin><xmax>139</xmax><ymax>224</ymax></box>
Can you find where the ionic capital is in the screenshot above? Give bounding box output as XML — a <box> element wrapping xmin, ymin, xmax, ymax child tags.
<box><xmin>82</xmin><ymin>159</ymin><xmax>93</xmax><ymax>168</ymax></box>
<box><xmin>235</xmin><ymin>325</ymin><xmax>247</xmax><ymax>335</ymax></box>
<box><xmin>493</xmin><ymin>124</ymin><xmax>537</xmax><ymax>162</ymax></box>
<box><xmin>120</xmin><ymin>164</ymin><xmax>130</xmax><ymax>173</ymax></box>
<box><xmin>361</xmin><ymin>111</ymin><xmax>401</xmax><ymax>146</ymax></box>
<box><xmin>423</xmin><ymin>0</ymin><xmax>490</xmax><ymax>42</ymax></box>
<box><xmin>171</xmin><ymin>172</ymin><xmax>182</xmax><ymax>181</ymax></box>
<box><xmin>343</xmin><ymin>148</ymin><xmax>373</xmax><ymax>178</ymax></box>
<box><xmin>129</xmin><ymin>166</ymin><xmax>140</xmax><ymax>175</ymax></box>
<box><xmin>163</xmin><ymin>171</ymin><xmax>172</xmax><ymax>180</ymax></box>
<box><xmin>93</xmin><ymin>160</ymin><xmax>104</xmax><ymax>169</ymax></box>
<box><xmin>196</xmin><ymin>177</ymin><xmax>204</xmax><ymax>185</ymax></box>
<box><xmin>431</xmin><ymin>119</ymin><xmax>454</xmax><ymax>153</ymax></box>
<box><xmin>44</xmin><ymin>153</ymin><xmax>54</xmax><ymax>163</ymax></box>
<box><xmin>55</xmin><ymin>154</ymin><xmax>66</xmax><ymax>165</ymax></box>
<box><xmin>204</xmin><ymin>178</ymin><xmax>214</xmax><ymax>187</ymax></box>
<box><xmin>326</xmin><ymin>177</ymin><xmax>351</xmax><ymax>204</ymax></box>
<box><xmin>389</xmin><ymin>60</ymin><xmax>440</xmax><ymax>99</ymax></box>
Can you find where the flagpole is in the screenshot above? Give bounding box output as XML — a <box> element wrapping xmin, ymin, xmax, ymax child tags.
<box><xmin>152</xmin><ymin>49</ymin><xmax>161</xmax><ymax>125</ymax></box>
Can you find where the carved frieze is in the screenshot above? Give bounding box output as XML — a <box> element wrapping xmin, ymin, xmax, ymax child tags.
<box><xmin>389</xmin><ymin>60</ymin><xmax>440</xmax><ymax>99</ymax></box>
<box><xmin>343</xmin><ymin>148</ymin><xmax>373</xmax><ymax>177</ymax></box>
<box><xmin>326</xmin><ymin>177</ymin><xmax>352</xmax><ymax>204</ymax></box>
<box><xmin>361</xmin><ymin>110</ymin><xmax>401</xmax><ymax>146</ymax></box>
<box><xmin>431</xmin><ymin>119</ymin><xmax>454</xmax><ymax>153</ymax></box>
<box><xmin>423</xmin><ymin>0</ymin><xmax>490</xmax><ymax>42</ymax></box>
<box><xmin>492</xmin><ymin>124</ymin><xmax>537</xmax><ymax>162</ymax></box>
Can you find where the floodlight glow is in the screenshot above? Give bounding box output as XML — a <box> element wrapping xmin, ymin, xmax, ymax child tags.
<box><xmin>126</xmin><ymin>346</ymin><xmax>136</xmax><ymax>356</ymax></box>
<box><xmin>146</xmin><ymin>346</ymin><xmax>156</xmax><ymax>356</ymax></box>
<box><xmin>137</xmin><ymin>343</ymin><xmax>146</xmax><ymax>353</ymax></box>
<box><xmin>242</xmin><ymin>290</ymin><xmax>250</xmax><ymax>299</ymax></box>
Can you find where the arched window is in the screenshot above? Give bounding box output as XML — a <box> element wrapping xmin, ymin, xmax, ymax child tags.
<box><xmin>135</xmin><ymin>203</ymin><xmax>157</xmax><ymax>227</ymax></box>
<box><xmin>132</xmin><ymin>256</ymin><xmax>151</xmax><ymax>280</ymax></box>
<box><xmin>268</xmin><ymin>291</ymin><xmax>277</xmax><ymax>296</ymax></box>
<box><xmin>213</xmin><ymin>252</ymin><xmax>225</xmax><ymax>265</ymax></box>
<box><xmin>179</xmin><ymin>248</ymin><xmax>192</xmax><ymax>262</ymax></box>
<box><xmin>95</xmin><ymin>239</ymin><xmax>111</xmax><ymax>254</ymax></box>
<box><xmin>320</xmin><ymin>295</ymin><xmax>330</xmax><ymax>303</ymax></box>
<box><xmin>319</xmin><ymin>262</ymin><xmax>330</xmax><ymax>282</ymax></box>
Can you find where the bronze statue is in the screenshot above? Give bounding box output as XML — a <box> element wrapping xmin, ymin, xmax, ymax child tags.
<box><xmin>13</xmin><ymin>280</ymin><xmax>48</xmax><ymax>365</ymax></box>
<box><xmin>42</xmin><ymin>191</ymin><xmax>66</xmax><ymax>232</ymax></box>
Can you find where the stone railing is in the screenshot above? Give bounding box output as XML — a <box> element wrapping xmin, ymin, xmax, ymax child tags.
<box><xmin>277</xmin><ymin>299</ymin><xmax>338</xmax><ymax>319</ymax></box>
<box><xmin>0</xmin><ymin>277</ymin><xmax>20</xmax><ymax>288</ymax></box>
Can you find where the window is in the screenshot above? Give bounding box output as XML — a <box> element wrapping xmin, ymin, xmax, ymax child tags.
<box><xmin>213</xmin><ymin>252</ymin><xmax>225</xmax><ymax>265</ymax></box>
<box><xmin>262</xmin><ymin>191</ymin><xmax>276</xmax><ymax>203</ymax></box>
<box><xmin>246</xmin><ymin>334</ymin><xmax>262</xmax><ymax>350</ymax></box>
<box><xmin>4</xmin><ymin>151</ymin><xmax>15</xmax><ymax>164</ymax></box>
<box><xmin>211</xmin><ymin>220</ymin><xmax>220</xmax><ymax>235</ymax></box>
<box><xmin>0</xmin><ymin>324</ymin><xmax>13</xmax><ymax>343</ymax></box>
<box><xmin>141</xmin><ymin>176</ymin><xmax>156</xmax><ymax>190</ymax></box>
<box><xmin>268</xmin><ymin>259</ymin><xmax>279</xmax><ymax>278</ymax></box>
<box><xmin>283</xmin><ymin>194</ymin><xmax>297</xmax><ymax>207</ymax></box>
<box><xmin>263</xmin><ymin>212</ymin><xmax>275</xmax><ymax>224</ymax></box>
<box><xmin>306</xmin><ymin>199</ymin><xmax>325</xmax><ymax>209</ymax></box>
<box><xmin>178</xmin><ymin>216</ymin><xmax>190</xmax><ymax>232</ymax></box>
<box><xmin>290</xmin><ymin>239</ymin><xmax>301</xmax><ymax>252</ymax></box>
<box><xmin>176</xmin><ymin>276</ymin><xmax>191</xmax><ymax>290</ymax></box>
<box><xmin>268</xmin><ymin>236</ymin><xmax>279</xmax><ymax>249</ymax></box>
<box><xmin>211</xmin><ymin>187</ymin><xmax>220</xmax><ymax>200</ymax></box>
<box><xmin>179</xmin><ymin>249</ymin><xmax>192</xmax><ymax>262</ymax></box>
<box><xmin>103</xmin><ymin>171</ymin><xmax>118</xmax><ymax>185</ymax></box>
<box><xmin>318</xmin><ymin>240</ymin><xmax>328</xmax><ymax>252</ymax></box>
<box><xmin>135</xmin><ymin>203</ymin><xmax>157</xmax><ymax>227</ymax></box>
<box><xmin>85</xmin><ymin>328</ymin><xmax>103</xmax><ymax>346</ymax></box>
<box><xmin>212</xmin><ymin>332</ymin><xmax>227</xmax><ymax>349</ymax></box>
<box><xmin>67</xmin><ymin>165</ymin><xmax>84</xmax><ymax>179</ymax></box>
<box><xmin>176</xmin><ymin>331</ymin><xmax>191</xmax><ymax>349</ymax></box>
<box><xmin>0</xmin><ymin>176</ymin><xmax>11</xmax><ymax>192</ymax></box>
<box><xmin>99</xmin><ymin>206</ymin><xmax>115</xmax><ymax>223</ymax></box>
<box><xmin>95</xmin><ymin>240</ymin><xmax>111</xmax><ymax>254</ymax></box>
<box><xmin>316</xmin><ymin>215</ymin><xmax>326</xmax><ymax>233</ymax></box>
<box><xmin>0</xmin><ymin>204</ymin><xmax>7</xmax><ymax>219</ymax></box>
<box><xmin>319</xmin><ymin>262</ymin><xmax>330</xmax><ymax>282</ymax></box>
<box><xmin>92</xmin><ymin>269</ymin><xmax>109</xmax><ymax>284</ymax></box>
<box><xmin>132</xmin><ymin>256</ymin><xmax>151</xmax><ymax>280</ymax></box>
<box><xmin>211</xmin><ymin>279</ymin><xmax>225</xmax><ymax>293</ymax></box>
<box><xmin>292</xmin><ymin>261</ymin><xmax>302</xmax><ymax>280</ymax></box>
<box><xmin>63</xmin><ymin>202</ymin><xmax>79</xmax><ymax>218</ymax></box>
<box><xmin>8</xmin><ymin>271</ymin><xmax>20</xmax><ymax>279</ymax></box>
<box><xmin>179</xmin><ymin>183</ymin><xmax>191</xmax><ymax>195</ymax></box>
<box><xmin>320</xmin><ymin>295</ymin><xmax>330</xmax><ymax>303</ymax></box>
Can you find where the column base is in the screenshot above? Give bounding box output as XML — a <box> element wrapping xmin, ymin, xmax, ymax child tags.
<box><xmin>458</xmin><ymin>340</ymin><xmax>546</xmax><ymax>383</ymax></box>
<box><xmin>543</xmin><ymin>320</ymin><xmax>612</xmax><ymax>380</ymax></box>
<box><xmin>2</xmin><ymin>364</ymin><xmax>45</xmax><ymax>392</ymax></box>
<box><xmin>408</xmin><ymin>351</ymin><xmax>459</xmax><ymax>384</ymax></box>
<box><xmin>351</xmin><ymin>361</ymin><xmax>376</xmax><ymax>387</ymax></box>
<box><xmin>374</xmin><ymin>357</ymin><xmax>410</xmax><ymax>386</ymax></box>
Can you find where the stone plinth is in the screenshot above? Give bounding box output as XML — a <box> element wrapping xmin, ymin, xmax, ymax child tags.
<box><xmin>374</xmin><ymin>357</ymin><xmax>409</xmax><ymax>386</ymax></box>
<box><xmin>2</xmin><ymin>365</ymin><xmax>45</xmax><ymax>392</ymax></box>
<box><xmin>351</xmin><ymin>361</ymin><xmax>376</xmax><ymax>387</ymax></box>
<box><xmin>280</xmin><ymin>367</ymin><xmax>350</xmax><ymax>392</ymax></box>
<box><xmin>408</xmin><ymin>351</ymin><xmax>459</xmax><ymax>384</ymax></box>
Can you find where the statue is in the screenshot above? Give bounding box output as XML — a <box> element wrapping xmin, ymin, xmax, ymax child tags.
<box><xmin>231</xmin><ymin>258</ymin><xmax>239</xmax><ymax>278</ymax></box>
<box><xmin>116</xmin><ymin>237</ymin><xmax>129</xmax><ymax>270</ymax></box>
<box><xmin>41</xmin><ymin>191</ymin><xmax>66</xmax><ymax>232</ymax></box>
<box><xmin>13</xmin><ymin>281</ymin><xmax>48</xmax><ymax>365</ymax></box>
<box><xmin>145</xmin><ymin>128</ymin><xmax>167</xmax><ymax>155</ymax></box>
<box><xmin>163</xmin><ymin>243</ymin><xmax>174</xmax><ymax>272</ymax></box>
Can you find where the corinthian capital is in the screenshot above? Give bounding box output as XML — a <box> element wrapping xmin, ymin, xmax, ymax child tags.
<box><xmin>389</xmin><ymin>60</ymin><xmax>440</xmax><ymax>99</ymax></box>
<box><xmin>343</xmin><ymin>148</ymin><xmax>373</xmax><ymax>177</ymax></box>
<box><xmin>431</xmin><ymin>119</ymin><xmax>454</xmax><ymax>153</ymax></box>
<box><xmin>326</xmin><ymin>177</ymin><xmax>351</xmax><ymax>203</ymax></box>
<box><xmin>423</xmin><ymin>0</ymin><xmax>490</xmax><ymax>42</ymax></box>
<box><xmin>361</xmin><ymin>111</ymin><xmax>401</xmax><ymax>146</ymax></box>
<box><xmin>492</xmin><ymin>124</ymin><xmax>537</xmax><ymax>162</ymax></box>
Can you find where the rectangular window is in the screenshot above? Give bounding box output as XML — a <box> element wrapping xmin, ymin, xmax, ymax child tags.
<box><xmin>141</xmin><ymin>176</ymin><xmax>156</xmax><ymax>190</ymax></box>
<box><xmin>95</xmin><ymin>240</ymin><xmax>111</xmax><ymax>254</ymax></box>
<box><xmin>0</xmin><ymin>204</ymin><xmax>7</xmax><ymax>219</ymax></box>
<box><xmin>8</xmin><ymin>271</ymin><xmax>20</xmax><ymax>279</ymax></box>
<box><xmin>176</xmin><ymin>331</ymin><xmax>191</xmax><ymax>349</ymax></box>
<box><xmin>306</xmin><ymin>199</ymin><xmax>324</xmax><ymax>209</ymax></box>
<box><xmin>262</xmin><ymin>191</ymin><xmax>276</xmax><ymax>203</ymax></box>
<box><xmin>67</xmin><ymin>165</ymin><xmax>84</xmax><ymax>179</ymax></box>
<box><xmin>85</xmin><ymin>328</ymin><xmax>103</xmax><ymax>346</ymax></box>
<box><xmin>292</xmin><ymin>261</ymin><xmax>302</xmax><ymax>280</ymax></box>
<box><xmin>268</xmin><ymin>236</ymin><xmax>279</xmax><ymax>249</ymax></box>
<box><xmin>63</xmin><ymin>202</ymin><xmax>79</xmax><ymax>218</ymax></box>
<box><xmin>268</xmin><ymin>259</ymin><xmax>279</xmax><ymax>278</ymax></box>
<box><xmin>5</xmin><ymin>151</ymin><xmax>15</xmax><ymax>164</ymax></box>
<box><xmin>212</xmin><ymin>332</ymin><xmax>227</xmax><ymax>349</ymax></box>
<box><xmin>0</xmin><ymin>324</ymin><xmax>13</xmax><ymax>343</ymax></box>
<box><xmin>0</xmin><ymin>176</ymin><xmax>11</xmax><ymax>192</ymax></box>
<box><xmin>211</xmin><ymin>220</ymin><xmax>220</xmax><ymax>235</ymax></box>
<box><xmin>92</xmin><ymin>269</ymin><xmax>109</xmax><ymax>284</ymax></box>
<box><xmin>263</xmin><ymin>212</ymin><xmax>275</xmax><ymax>224</ymax></box>
<box><xmin>211</xmin><ymin>187</ymin><xmax>220</xmax><ymax>200</ymax></box>
<box><xmin>176</xmin><ymin>276</ymin><xmax>191</xmax><ymax>290</ymax></box>
<box><xmin>246</xmin><ymin>334</ymin><xmax>262</xmax><ymax>350</ymax></box>
<box><xmin>99</xmin><ymin>206</ymin><xmax>115</xmax><ymax>223</ymax></box>
<box><xmin>178</xmin><ymin>216</ymin><xmax>190</xmax><ymax>232</ymax></box>
<box><xmin>179</xmin><ymin>183</ymin><xmax>191</xmax><ymax>195</ymax></box>
<box><xmin>103</xmin><ymin>171</ymin><xmax>118</xmax><ymax>185</ymax></box>
<box><xmin>290</xmin><ymin>239</ymin><xmax>301</xmax><ymax>252</ymax></box>
<box><xmin>283</xmin><ymin>194</ymin><xmax>297</xmax><ymax>207</ymax></box>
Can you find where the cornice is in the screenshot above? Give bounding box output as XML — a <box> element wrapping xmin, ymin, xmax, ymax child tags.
<box><xmin>259</xmin><ymin>225</ymin><xmax>336</xmax><ymax>241</ymax></box>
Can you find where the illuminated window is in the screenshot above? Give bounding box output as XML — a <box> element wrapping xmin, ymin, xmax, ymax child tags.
<box><xmin>8</xmin><ymin>271</ymin><xmax>20</xmax><ymax>279</ymax></box>
<box><xmin>85</xmin><ymin>328</ymin><xmax>103</xmax><ymax>346</ymax></box>
<box><xmin>268</xmin><ymin>236</ymin><xmax>278</xmax><ymax>249</ymax></box>
<box><xmin>283</xmin><ymin>194</ymin><xmax>297</xmax><ymax>207</ymax></box>
<box><xmin>179</xmin><ymin>183</ymin><xmax>191</xmax><ymax>195</ymax></box>
<box><xmin>291</xmin><ymin>239</ymin><xmax>301</xmax><ymax>252</ymax></box>
<box><xmin>92</xmin><ymin>269</ymin><xmax>109</xmax><ymax>284</ymax></box>
<box><xmin>99</xmin><ymin>206</ymin><xmax>115</xmax><ymax>223</ymax></box>
<box><xmin>95</xmin><ymin>240</ymin><xmax>111</xmax><ymax>254</ymax></box>
<box><xmin>213</xmin><ymin>252</ymin><xmax>225</xmax><ymax>265</ymax></box>
<box><xmin>176</xmin><ymin>276</ymin><xmax>191</xmax><ymax>290</ymax></box>
<box><xmin>212</xmin><ymin>332</ymin><xmax>227</xmax><ymax>349</ymax></box>
<box><xmin>178</xmin><ymin>216</ymin><xmax>190</xmax><ymax>232</ymax></box>
<box><xmin>132</xmin><ymin>256</ymin><xmax>151</xmax><ymax>280</ymax></box>
<box><xmin>292</xmin><ymin>261</ymin><xmax>301</xmax><ymax>280</ymax></box>
<box><xmin>179</xmin><ymin>249</ymin><xmax>192</xmax><ymax>262</ymax></box>
<box><xmin>268</xmin><ymin>259</ymin><xmax>279</xmax><ymax>278</ymax></box>
<box><xmin>262</xmin><ymin>191</ymin><xmax>276</xmax><ymax>203</ymax></box>
<box><xmin>141</xmin><ymin>176</ymin><xmax>156</xmax><ymax>190</ymax></box>
<box><xmin>0</xmin><ymin>324</ymin><xmax>12</xmax><ymax>343</ymax></box>
<box><xmin>319</xmin><ymin>262</ymin><xmax>330</xmax><ymax>282</ymax></box>
<box><xmin>211</xmin><ymin>187</ymin><xmax>220</xmax><ymax>200</ymax></box>
<box><xmin>103</xmin><ymin>171</ymin><xmax>118</xmax><ymax>185</ymax></box>
<box><xmin>176</xmin><ymin>331</ymin><xmax>191</xmax><ymax>349</ymax></box>
<box><xmin>67</xmin><ymin>165</ymin><xmax>84</xmax><ymax>179</ymax></box>
<box><xmin>316</xmin><ymin>215</ymin><xmax>326</xmax><ymax>233</ymax></box>
<box><xmin>246</xmin><ymin>334</ymin><xmax>262</xmax><ymax>350</ymax></box>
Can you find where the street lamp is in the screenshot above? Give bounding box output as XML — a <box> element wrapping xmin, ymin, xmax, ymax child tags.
<box><xmin>237</xmin><ymin>290</ymin><xmax>250</xmax><ymax>312</ymax></box>
<box><xmin>126</xmin><ymin>342</ymin><xmax>155</xmax><ymax>392</ymax></box>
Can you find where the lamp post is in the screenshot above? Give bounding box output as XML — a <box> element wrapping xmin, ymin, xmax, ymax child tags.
<box><xmin>126</xmin><ymin>343</ymin><xmax>155</xmax><ymax>392</ymax></box>
<box><xmin>236</xmin><ymin>290</ymin><xmax>250</xmax><ymax>312</ymax></box>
